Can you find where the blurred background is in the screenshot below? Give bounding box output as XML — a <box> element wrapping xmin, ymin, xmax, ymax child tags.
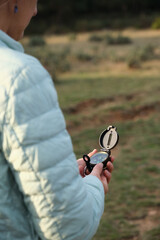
<box><xmin>22</xmin><ymin>1</ymin><xmax>160</xmax><ymax>239</ymax></box>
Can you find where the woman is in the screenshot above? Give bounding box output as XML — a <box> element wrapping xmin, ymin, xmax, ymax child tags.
<box><xmin>0</xmin><ymin>0</ymin><xmax>114</xmax><ymax>239</ymax></box>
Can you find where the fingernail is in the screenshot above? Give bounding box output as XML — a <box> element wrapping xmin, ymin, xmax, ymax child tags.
<box><xmin>98</xmin><ymin>163</ymin><xmax>103</xmax><ymax>167</ymax></box>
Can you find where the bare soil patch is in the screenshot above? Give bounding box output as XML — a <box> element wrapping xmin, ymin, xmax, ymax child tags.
<box><xmin>64</xmin><ymin>94</ymin><xmax>135</xmax><ymax>114</ymax></box>
<box><xmin>128</xmin><ymin>208</ymin><xmax>160</xmax><ymax>240</ymax></box>
<box><xmin>66</xmin><ymin>99</ymin><xmax>160</xmax><ymax>132</ymax></box>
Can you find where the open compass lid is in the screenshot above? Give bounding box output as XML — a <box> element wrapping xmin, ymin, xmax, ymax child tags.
<box><xmin>99</xmin><ymin>126</ymin><xmax>119</xmax><ymax>150</ymax></box>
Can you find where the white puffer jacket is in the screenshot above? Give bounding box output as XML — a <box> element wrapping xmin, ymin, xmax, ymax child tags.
<box><xmin>0</xmin><ymin>30</ymin><xmax>104</xmax><ymax>240</ymax></box>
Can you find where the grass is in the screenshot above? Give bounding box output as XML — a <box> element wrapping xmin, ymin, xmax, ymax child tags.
<box><xmin>23</xmin><ymin>29</ymin><xmax>160</xmax><ymax>240</ymax></box>
<box><xmin>71</xmin><ymin>116</ymin><xmax>160</xmax><ymax>240</ymax></box>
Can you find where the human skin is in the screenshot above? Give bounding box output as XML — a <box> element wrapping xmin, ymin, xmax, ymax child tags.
<box><xmin>77</xmin><ymin>149</ymin><xmax>114</xmax><ymax>194</ymax></box>
<box><xmin>0</xmin><ymin>0</ymin><xmax>38</xmax><ymax>40</ymax></box>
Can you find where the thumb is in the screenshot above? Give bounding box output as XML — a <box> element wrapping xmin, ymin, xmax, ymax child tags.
<box><xmin>91</xmin><ymin>163</ymin><xmax>103</xmax><ymax>178</ymax></box>
<box><xmin>79</xmin><ymin>165</ymin><xmax>85</xmax><ymax>177</ymax></box>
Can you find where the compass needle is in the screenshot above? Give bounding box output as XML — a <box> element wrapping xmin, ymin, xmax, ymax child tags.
<box><xmin>107</xmin><ymin>131</ymin><xmax>112</xmax><ymax>147</ymax></box>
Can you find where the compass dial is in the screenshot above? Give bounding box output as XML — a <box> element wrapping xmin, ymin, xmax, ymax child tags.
<box><xmin>90</xmin><ymin>152</ymin><xmax>108</xmax><ymax>165</ymax></box>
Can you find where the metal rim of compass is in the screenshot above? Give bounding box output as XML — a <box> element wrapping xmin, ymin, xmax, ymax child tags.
<box><xmin>99</xmin><ymin>126</ymin><xmax>119</xmax><ymax>151</ymax></box>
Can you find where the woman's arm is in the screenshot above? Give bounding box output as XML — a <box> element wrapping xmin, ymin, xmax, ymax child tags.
<box><xmin>2</xmin><ymin>58</ymin><xmax>106</xmax><ymax>240</ymax></box>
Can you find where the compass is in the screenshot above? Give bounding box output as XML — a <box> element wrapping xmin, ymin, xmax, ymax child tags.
<box><xmin>83</xmin><ymin>126</ymin><xmax>119</xmax><ymax>173</ymax></box>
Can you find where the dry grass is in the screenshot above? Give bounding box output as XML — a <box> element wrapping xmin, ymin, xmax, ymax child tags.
<box><xmin>23</xmin><ymin>29</ymin><xmax>160</xmax><ymax>240</ymax></box>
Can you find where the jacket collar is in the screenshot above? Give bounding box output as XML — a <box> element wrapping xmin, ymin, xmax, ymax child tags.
<box><xmin>0</xmin><ymin>30</ymin><xmax>24</xmax><ymax>53</ymax></box>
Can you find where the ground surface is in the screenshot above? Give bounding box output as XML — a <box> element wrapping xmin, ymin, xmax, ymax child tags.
<box><xmin>24</xmin><ymin>29</ymin><xmax>160</xmax><ymax>240</ymax></box>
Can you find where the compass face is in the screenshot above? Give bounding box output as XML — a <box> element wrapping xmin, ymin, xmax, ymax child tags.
<box><xmin>90</xmin><ymin>152</ymin><xmax>108</xmax><ymax>165</ymax></box>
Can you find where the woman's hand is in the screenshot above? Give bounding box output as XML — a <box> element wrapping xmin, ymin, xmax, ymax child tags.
<box><xmin>77</xmin><ymin>149</ymin><xmax>114</xmax><ymax>193</ymax></box>
<box><xmin>77</xmin><ymin>149</ymin><xmax>98</xmax><ymax>177</ymax></box>
<box><xmin>90</xmin><ymin>160</ymin><xmax>114</xmax><ymax>194</ymax></box>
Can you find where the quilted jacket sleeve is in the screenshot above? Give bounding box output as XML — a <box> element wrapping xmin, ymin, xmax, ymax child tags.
<box><xmin>2</xmin><ymin>58</ymin><xmax>104</xmax><ymax>240</ymax></box>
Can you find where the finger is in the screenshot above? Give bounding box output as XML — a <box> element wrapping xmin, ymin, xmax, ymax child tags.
<box><xmin>77</xmin><ymin>158</ymin><xmax>86</xmax><ymax>168</ymax></box>
<box><xmin>107</xmin><ymin>161</ymin><xmax>114</xmax><ymax>173</ymax></box>
<box><xmin>79</xmin><ymin>165</ymin><xmax>85</xmax><ymax>178</ymax></box>
<box><xmin>103</xmin><ymin>170</ymin><xmax>112</xmax><ymax>183</ymax></box>
<box><xmin>110</xmin><ymin>156</ymin><xmax>115</xmax><ymax>163</ymax></box>
<box><xmin>85</xmin><ymin>168</ymin><xmax>90</xmax><ymax>175</ymax></box>
<box><xmin>77</xmin><ymin>149</ymin><xmax>97</xmax><ymax>167</ymax></box>
<box><xmin>88</xmin><ymin>149</ymin><xmax>97</xmax><ymax>158</ymax></box>
<box><xmin>77</xmin><ymin>158</ymin><xmax>83</xmax><ymax>164</ymax></box>
<box><xmin>91</xmin><ymin>163</ymin><xmax>103</xmax><ymax>178</ymax></box>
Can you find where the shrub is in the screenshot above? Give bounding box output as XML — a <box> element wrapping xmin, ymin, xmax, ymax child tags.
<box><xmin>110</xmin><ymin>52</ymin><xmax>126</xmax><ymax>62</ymax></box>
<box><xmin>151</xmin><ymin>17</ymin><xmax>160</xmax><ymax>29</ymax></box>
<box><xmin>126</xmin><ymin>44</ymin><xmax>155</xmax><ymax>68</ymax></box>
<box><xmin>29</xmin><ymin>36</ymin><xmax>46</xmax><ymax>47</ymax></box>
<box><xmin>59</xmin><ymin>46</ymin><xmax>71</xmax><ymax>58</ymax></box>
<box><xmin>76</xmin><ymin>52</ymin><xmax>94</xmax><ymax>61</ymax></box>
<box><xmin>106</xmin><ymin>34</ymin><xmax>132</xmax><ymax>45</ymax></box>
<box><xmin>89</xmin><ymin>34</ymin><xmax>104</xmax><ymax>42</ymax></box>
<box><xmin>41</xmin><ymin>50</ymin><xmax>71</xmax><ymax>73</ymax></box>
<box><xmin>127</xmin><ymin>56</ymin><xmax>141</xmax><ymax>69</ymax></box>
<box><xmin>137</xmin><ymin>44</ymin><xmax>155</xmax><ymax>61</ymax></box>
<box><xmin>25</xmin><ymin>46</ymin><xmax>71</xmax><ymax>82</ymax></box>
<box><xmin>69</xmin><ymin>33</ymin><xmax>77</xmax><ymax>41</ymax></box>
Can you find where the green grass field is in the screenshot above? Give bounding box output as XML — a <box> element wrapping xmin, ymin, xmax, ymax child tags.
<box><xmin>24</xmin><ymin>29</ymin><xmax>160</xmax><ymax>240</ymax></box>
